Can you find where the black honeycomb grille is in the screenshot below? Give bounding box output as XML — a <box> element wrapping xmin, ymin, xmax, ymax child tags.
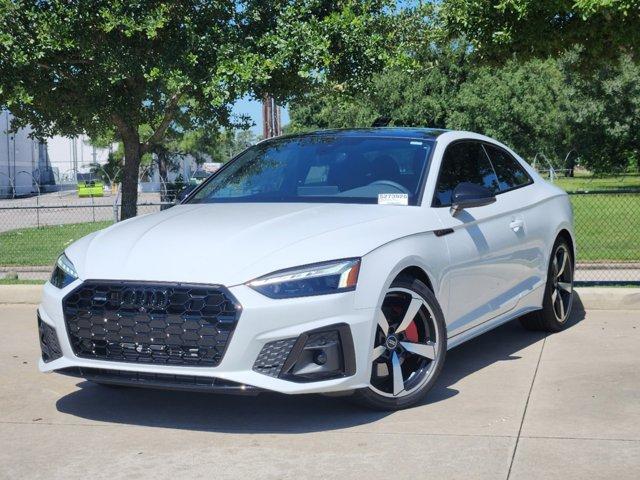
<box><xmin>62</xmin><ymin>281</ymin><xmax>240</xmax><ymax>367</ymax></box>
<box><xmin>38</xmin><ymin>314</ymin><xmax>62</xmax><ymax>363</ymax></box>
<box><xmin>252</xmin><ymin>337</ymin><xmax>297</xmax><ymax>377</ymax></box>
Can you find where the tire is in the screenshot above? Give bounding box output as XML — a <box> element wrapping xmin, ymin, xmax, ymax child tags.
<box><xmin>352</xmin><ymin>275</ymin><xmax>447</xmax><ymax>410</ymax></box>
<box><xmin>520</xmin><ymin>237</ymin><xmax>574</xmax><ymax>332</ymax></box>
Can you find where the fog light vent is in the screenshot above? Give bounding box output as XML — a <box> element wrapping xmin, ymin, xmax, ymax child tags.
<box><xmin>38</xmin><ymin>314</ymin><xmax>62</xmax><ymax>363</ymax></box>
<box><xmin>252</xmin><ymin>337</ymin><xmax>298</xmax><ymax>378</ymax></box>
<box><xmin>280</xmin><ymin>323</ymin><xmax>356</xmax><ymax>383</ymax></box>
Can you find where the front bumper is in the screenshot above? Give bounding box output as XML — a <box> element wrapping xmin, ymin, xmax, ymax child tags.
<box><xmin>38</xmin><ymin>280</ymin><xmax>376</xmax><ymax>394</ymax></box>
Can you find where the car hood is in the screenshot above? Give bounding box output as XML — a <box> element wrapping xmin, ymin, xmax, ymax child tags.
<box><xmin>67</xmin><ymin>203</ymin><xmax>442</xmax><ymax>285</ymax></box>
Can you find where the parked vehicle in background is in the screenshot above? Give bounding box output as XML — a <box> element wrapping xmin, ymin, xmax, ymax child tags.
<box><xmin>37</xmin><ymin>128</ymin><xmax>574</xmax><ymax>410</ymax></box>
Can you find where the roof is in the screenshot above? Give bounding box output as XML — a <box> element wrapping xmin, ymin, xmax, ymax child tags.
<box><xmin>268</xmin><ymin>127</ymin><xmax>450</xmax><ymax>142</ymax></box>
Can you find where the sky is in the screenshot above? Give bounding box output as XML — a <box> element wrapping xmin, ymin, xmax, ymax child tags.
<box><xmin>231</xmin><ymin>97</ymin><xmax>290</xmax><ymax>135</ymax></box>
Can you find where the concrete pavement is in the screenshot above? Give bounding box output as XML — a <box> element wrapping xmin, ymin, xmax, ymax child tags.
<box><xmin>1</xmin><ymin>300</ymin><xmax>638</xmax><ymax>479</ymax></box>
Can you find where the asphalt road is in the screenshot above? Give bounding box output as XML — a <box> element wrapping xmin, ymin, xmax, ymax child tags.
<box><xmin>1</xmin><ymin>300</ymin><xmax>639</xmax><ymax>479</ymax></box>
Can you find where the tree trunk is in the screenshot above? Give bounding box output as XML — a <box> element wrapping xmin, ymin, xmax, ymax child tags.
<box><xmin>157</xmin><ymin>149</ymin><xmax>170</xmax><ymax>204</ymax></box>
<box><xmin>567</xmin><ymin>155</ymin><xmax>575</xmax><ymax>177</ymax></box>
<box><xmin>120</xmin><ymin>131</ymin><xmax>142</xmax><ymax>220</ymax></box>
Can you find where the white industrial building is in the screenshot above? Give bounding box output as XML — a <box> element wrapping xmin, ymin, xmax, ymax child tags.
<box><xmin>1</xmin><ymin>110</ymin><xmax>111</xmax><ymax>198</ymax></box>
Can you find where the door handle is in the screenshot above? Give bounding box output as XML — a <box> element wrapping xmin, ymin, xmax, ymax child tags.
<box><xmin>509</xmin><ymin>219</ymin><xmax>524</xmax><ymax>232</ymax></box>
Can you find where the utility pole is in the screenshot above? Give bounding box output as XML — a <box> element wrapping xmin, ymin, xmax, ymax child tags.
<box><xmin>71</xmin><ymin>136</ymin><xmax>78</xmax><ymax>182</ymax></box>
<box><xmin>262</xmin><ymin>94</ymin><xmax>282</xmax><ymax>139</ymax></box>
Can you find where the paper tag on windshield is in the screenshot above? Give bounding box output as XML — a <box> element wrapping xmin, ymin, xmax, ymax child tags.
<box><xmin>378</xmin><ymin>193</ymin><xmax>408</xmax><ymax>206</ymax></box>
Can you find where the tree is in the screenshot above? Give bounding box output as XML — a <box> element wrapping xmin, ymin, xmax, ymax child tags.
<box><xmin>151</xmin><ymin>126</ymin><xmax>258</xmax><ymax>201</ymax></box>
<box><xmin>441</xmin><ymin>0</ymin><xmax>640</xmax><ymax>63</ymax></box>
<box><xmin>448</xmin><ymin>59</ymin><xmax>571</xmax><ymax>161</ymax></box>
<box><xmin>289</xmin><ymin>42</ymin><xmax>471</xmax><ymax>130</ymax></box>
<box><xmin>0</xmin><ymin>0</ymin><xmax>393</xmax><ymax>218</ymax></box>
<box><xmin>561</xmin><ymin>52</ymin><xmax>640</xmax><ymax>173</ymax></box>
<box><xmin>290</xmin><ymin>55</ymin><xmax>571</xmax><ymax>162</ymax></box>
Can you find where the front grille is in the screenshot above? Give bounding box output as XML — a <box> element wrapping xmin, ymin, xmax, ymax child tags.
<box><xmin>38</xmin><ymin>314</ymin><xmax>62</xmax><ymax>363</ymax></box>
<box><xmin>62</xmin><ymin>281</ymin><xmax>240</xmax><ymax>367</ymax></box>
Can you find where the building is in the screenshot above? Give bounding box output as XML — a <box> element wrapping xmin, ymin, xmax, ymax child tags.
<box><xmin>0</xmin><ymin>111</ymin><xmax>50</xmax><ymax>197</ymax></box>
<box><xmin>1</xmin><ymin>110</ymin><xmax>111</xmax><ymax>198</ymax></box>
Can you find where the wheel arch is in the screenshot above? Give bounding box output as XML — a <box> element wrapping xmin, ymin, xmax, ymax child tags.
<box><xmin>393</xmin><ymin>266</ymin><xmax>434</xmax><ymax>292</ymax></box>
<box><xmin>556</xmin><ymin>228</ymin><xmax>576</xmax><ymax>266</ymax></box>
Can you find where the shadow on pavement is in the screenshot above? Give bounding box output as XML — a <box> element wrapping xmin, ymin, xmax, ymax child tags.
<box><xmin>56</xmin><ymin>295</ymin><xmax>586</xmax><ymax>433</ymax></box>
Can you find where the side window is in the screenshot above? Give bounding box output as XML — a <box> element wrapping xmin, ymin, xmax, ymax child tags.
<box><xmin>483</xmin><ymin>144</ymin><xmax>532</xmax><ymax>192</ymax></box>
<box><xmin>433</xmin><ymin>141</ymin><xmax>499</xmax><ymax>206</ymax></box>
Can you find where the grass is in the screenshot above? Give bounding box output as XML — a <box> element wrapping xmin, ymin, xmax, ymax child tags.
<box><xmin>552</xmin><ymin>173</ymin><xmax>640</xmax><ymax>192</ymax></box>
<box><xmin>0</xmin><ymin>221</ymin><xmax>111</xmax><ymax>267</ymax></box>
<box><xmin>569</xmin><ymin>193</ymin><xmax>639</xmax><ymax>262</ymax></box>
<box><xmin>0</xmin><ymin>278</ymin><xmax>45</xmax><ymax>285</ymax></box>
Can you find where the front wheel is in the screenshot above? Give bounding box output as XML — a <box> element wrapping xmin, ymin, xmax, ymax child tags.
<box><xmin>352</xmin><ymin>276</ymin><xmax>447</xmax><ymax>410</ymax></box>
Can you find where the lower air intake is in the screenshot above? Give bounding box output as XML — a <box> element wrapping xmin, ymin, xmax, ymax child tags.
<box><xmin>38</xmin><ymin>314</ymin><xmax>62</xmax><ymax>363</ymax></box>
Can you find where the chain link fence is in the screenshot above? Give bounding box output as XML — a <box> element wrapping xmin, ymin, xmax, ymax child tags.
<box><xmin>569</xmin><ymin>190</ymin><xmax>640</xmax><ymax>285</ymax></box>
<box><xmin>0</xmin><ymin>188</ymin><xmax>171</xmax><ymax>279</ymax></box>
<box><xmin>0</xmin><ymin>187</ymin><xmax>638</xmax><ymax>284</ymax></box>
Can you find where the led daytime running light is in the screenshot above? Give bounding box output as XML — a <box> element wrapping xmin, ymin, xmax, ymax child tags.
<box><xmin>57</xmin><ymin>254</ymin><xmax>78</xmax><ymax>278</ymax></box>
<box><xmin>247</xmin><ymin>258</ymin><xmax>360</xmax><ymax>299</ymax></box>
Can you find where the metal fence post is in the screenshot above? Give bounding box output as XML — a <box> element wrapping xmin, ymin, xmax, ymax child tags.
<box><xmin>112</xmin><ymin>183</ymin><xmax>120</xmax><ymax>223</ymax></box>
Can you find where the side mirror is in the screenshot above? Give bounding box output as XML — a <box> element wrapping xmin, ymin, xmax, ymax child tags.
<box><xmin>450</xmin><ymin>182</ymin><xmax>496</xmax><ymax>216</ymax></box>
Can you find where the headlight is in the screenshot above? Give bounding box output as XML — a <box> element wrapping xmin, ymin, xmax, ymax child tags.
<box><xmin>50</xmin><ymin>253</ymin><xmax>78</xmax><ymax>289</ymax></box>
<box><xmin>247</xmin><ymin>258</ymin><xmax>360</xmax><ymax>299</ymax></box>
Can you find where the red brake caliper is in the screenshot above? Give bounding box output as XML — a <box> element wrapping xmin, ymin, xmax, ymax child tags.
<box><xmin>404</xmin><ymin>321</ymin><xmax>419</xmax><ymax>343</ymax></box>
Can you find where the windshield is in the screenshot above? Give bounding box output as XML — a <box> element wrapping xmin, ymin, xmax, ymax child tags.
<box><xmin>187</xmin><ymin>135</ymin><xmax>434</xmax><ymax>206</ymax></box>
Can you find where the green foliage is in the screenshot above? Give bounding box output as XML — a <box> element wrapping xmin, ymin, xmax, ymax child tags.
<box><xmin>90</xmin><ymin>147</ymin><xmax>123</xmax><ymax>185</ymax></box>
<box><xmin>290</xmin><ymin>48</ymin><xmax>640</xmax><ymax>172</ymax></box>
<box><xmin>562</xmin><ymin>53</ymin><xmax>640</xmax><ymax>173</ymax></box>
<box><xmin>0</xmin><ymin>0</ymin><xmax>395</xmax><ymax>218</ymax></box>
<box><xmin>0</xmin><ymin>0</ymin><xmax>391</xmax><ymax>138</ymax></box>
<box><xmin>448</xmin><ymin>59</ymin><xmax>570</xmax><ymax>160</ymax></box>
<box><xmin>441</xmin><ymin>0</ymin><xmax>640</xmax><ymax>62</ymax></box>
<box><xmin>289</xmin><ymin>43</ymin><xmax>471</xmax><ymax>131</ymax></box>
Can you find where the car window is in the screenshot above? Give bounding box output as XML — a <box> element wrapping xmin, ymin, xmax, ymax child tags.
<box><xmin>188</xmin><ymin>136</ymin><xmax>434</xmax><ymax>205</ymax></box>
<box><xmin>483</xmin><ymin>144</ymin><xmax>532</xmax><ymax>192</ymax></box>
<box><xmin>433</xmin><ymin>141</ymin><xmax>499</xmax><ymax>207</ymax></box>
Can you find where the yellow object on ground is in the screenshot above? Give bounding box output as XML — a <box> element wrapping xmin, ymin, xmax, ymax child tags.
<box><xmin>77</xmin><ymin>181</ymin><xmax>104</xmax><ymax>197</ymax></box>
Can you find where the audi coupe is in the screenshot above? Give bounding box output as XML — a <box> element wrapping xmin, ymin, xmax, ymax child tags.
<box><xmin>38</xmin><ymin>128</ymin><xmax>575</xmax><ymax>410</ymax></box>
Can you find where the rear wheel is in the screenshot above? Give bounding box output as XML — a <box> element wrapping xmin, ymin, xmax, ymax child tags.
<box><xmin>353</xmin><ymin>276</ymin><xmax>446</xmax><ymax>410</ymax></box>
<box><xmin>520</xmin><ymin>238</ymin><xmax>574</xmax><ymax>332</ymax></box>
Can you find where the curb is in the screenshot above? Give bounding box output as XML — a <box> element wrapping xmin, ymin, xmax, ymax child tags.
<box><xmin>574</xmin><ymin>287</ymin><xmax>640</xmax><ymax>311</ymax></box>
<box><xmin>1</xmin><ymin>285</ymin><xmax>639</xmax><ymax>310</ymax></box>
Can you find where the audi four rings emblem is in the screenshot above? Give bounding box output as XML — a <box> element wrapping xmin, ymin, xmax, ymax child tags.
<box><xmin>119</xmin><ymin>288</ymin><xmax>170</xmax><ymax>310</ymax></box>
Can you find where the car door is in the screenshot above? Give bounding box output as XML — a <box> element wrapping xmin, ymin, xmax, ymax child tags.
<box><xmin>482</xmin><ymin>142</ymin><xmax>544</xmax><ymax>290</ymax></box>
<box><xmin>431</xmin><ymin>141</ymin><xmax>532</xmax><ymax>336</ymax></box>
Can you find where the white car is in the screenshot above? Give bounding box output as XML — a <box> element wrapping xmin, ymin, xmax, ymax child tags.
<box><xmin>38</xmin><ymin>128</ymin><xmax>575</xmax><ymax>410</ymax></box>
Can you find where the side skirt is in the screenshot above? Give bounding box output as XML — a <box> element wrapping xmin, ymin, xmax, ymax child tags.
<box><xmin>446</xmin><ymin>284</ymin><xmax>545</xmax><ymax>350</ymax></box>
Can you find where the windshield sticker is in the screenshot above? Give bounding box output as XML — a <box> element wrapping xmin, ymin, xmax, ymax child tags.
<box><xmin>378</xmin><ymin>193</ymin><xmax>409</xmax><ymax>206</ymax></box>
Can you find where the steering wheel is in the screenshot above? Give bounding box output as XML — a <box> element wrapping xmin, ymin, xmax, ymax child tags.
<box><xmin>367</xmin><ymin>180</ymin><xmax>410</xmax><ymax>194</ymax></box>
